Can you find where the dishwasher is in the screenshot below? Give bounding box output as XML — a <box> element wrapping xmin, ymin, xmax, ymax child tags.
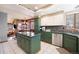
<box><xmin>52</xmin><ymin>33</ymin><xmax>63</xmax><ymax>47</ymax></box>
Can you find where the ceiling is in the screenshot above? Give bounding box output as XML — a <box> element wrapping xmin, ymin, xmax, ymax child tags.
<box><xmin>19</xmin><ymin>4</ymin><xmax>53</xmax><ymax>11</ymax></box>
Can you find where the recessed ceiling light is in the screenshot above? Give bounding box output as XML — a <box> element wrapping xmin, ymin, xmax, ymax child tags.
<box><xmin>34</xmin><ymin>6</ymin><xmax>38</xmax><ymax>10</ymax></box>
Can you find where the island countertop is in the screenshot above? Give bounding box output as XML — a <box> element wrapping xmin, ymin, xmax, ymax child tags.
<box><xmin>16</xmin><ymin>32</ymin><xmax>41</xmax><ymax>53</ymax></box>
<box><xmin>17</xmin><ymin>32</ymin><xmax>35</xmax><ymax>37</ymax></box>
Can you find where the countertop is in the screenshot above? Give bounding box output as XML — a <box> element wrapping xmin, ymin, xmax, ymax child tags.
<box><xmin>63</xmin><ymin>32</ymin><xmax>79</xmax><ymax>38</ymax></box>
<box><xmin>42</xmin><ymin>31</ymin><xmax>64</xmax><ymax>34</ymax></box>
<box><xmin>52</xmin><ymin>32</ymin><xmax>64</xmax><ymax>34</ymax></box>
<box><xmin>51</xmin><ymin>31</ymin><xmax>79</xmax><ymax>38</ymax></box>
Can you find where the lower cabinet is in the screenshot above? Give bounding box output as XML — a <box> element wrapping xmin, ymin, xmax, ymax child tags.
<box><xmin>41</xmin><ymin>32</ymin><xmax>52</xmax><ymax>44</ymax></box>
<box><xmin>78</xmin><ymin>39</ymin><xmax>79</xmax><ymax>53</ymax></box>
<box><xmin>41</xmin><ymin>32</ymin><xmax>63</xmax><ymax>47</ymax></box>
<box><xmin>16</xmin><ymin>33</ymin><xmax>40</xmax><ymax>54</ymax></box>
<box><xmin>63</xmin><ymin>34</ymin><xmax>78</xmax><ymax>53</ymax></box>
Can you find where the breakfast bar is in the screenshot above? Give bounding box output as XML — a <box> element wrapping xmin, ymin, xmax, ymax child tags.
<box><xmin>16</xmin><ymin>32</ymin><xmax>40</xmax><ymax>54</ymax></box>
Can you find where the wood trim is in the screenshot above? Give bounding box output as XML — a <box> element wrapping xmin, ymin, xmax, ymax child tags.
<box><xmin>0</xmin><ymin>41</ymin><xmax>8</xmax><ymax>43</ymax></box>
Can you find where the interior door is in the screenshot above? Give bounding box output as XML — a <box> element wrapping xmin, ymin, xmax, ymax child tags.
<box><xmin>0</xmin><ymin>12</ymin><xmax>8</xmax><ymax>42</ymax></box>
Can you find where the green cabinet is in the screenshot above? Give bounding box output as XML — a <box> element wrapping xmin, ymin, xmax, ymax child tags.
<box><xmin>41</xmin><ymin>32</ymin><xmax>52</xmax><ymax>44</ymax></box>
<box><xmin>63</xmin><ymin>34</ymin><xmax>78</xmax><ymax>53</ymax></box>
<box><xmin>23</xmin><ymin>36</ymin><xmax>31</xmax><ymax>53</ymax></box>
<box><xmin>78</xmin><ymin>39</ymin><xmax>79</xmax><ymax>53</ymax></box>
<box><xmin>16</xmin><ymin>33</ymin><xmax>40</xmax><ymax>54</ymax></box>
<box><xmin>34</xmin><ymin>17</ymin><xmax>40</xmax><ymax>34</ymax></box>
<box><xmin>16</xmin><ymin>34</ymin><xmax>22</xmax><ymax>47</ymax></box>
<box><xmin>30</xmin><ymin>35</ymin><xmax>40</xmax><ymax>53</ymax></box>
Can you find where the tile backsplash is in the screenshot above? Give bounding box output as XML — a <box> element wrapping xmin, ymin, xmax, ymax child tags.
<box><xmin>41</xmin><ymin>26</ymin><xmax>65</xmax><ymax>32</ymax></box>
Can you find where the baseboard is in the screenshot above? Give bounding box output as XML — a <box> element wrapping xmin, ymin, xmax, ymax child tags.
<box><xmin>0</xmin><ymin>40</ymin><xmax>8</xmax><ymax>43</ymax></box>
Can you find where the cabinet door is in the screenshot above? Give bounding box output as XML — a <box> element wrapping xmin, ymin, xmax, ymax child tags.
<box><xmin>41</xmin><ymin>32</ymin><xmax>52</xmax><ymax>44</ymax></box>
<box><xmin>63</xmin><ymin>34</ymin><xmax>77</xmax><ymax>53</ymax></box>
<box><xmin>34</xmin><ymin>18</ymin><xmax>40</xmax><ymax>34</ymax></box>
<box><xmin>78</xmin><ymin>39</ymin><xmax>79</xmax><ymax>53</ymax></box>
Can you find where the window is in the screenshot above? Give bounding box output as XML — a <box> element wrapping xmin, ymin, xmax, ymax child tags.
<box><xmin>66</xmin><ymin>14</ymin><xmax>74</xmax><ymax>30</ymax></box>
<box><xmin>76</xmin><ymin>13</ymin><xmax>79</xmax><ymax>29</ymax></box>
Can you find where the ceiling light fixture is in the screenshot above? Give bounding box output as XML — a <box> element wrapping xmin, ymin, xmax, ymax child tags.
<box><xmin>34</xmin><ymin>6</ymin><xmax>38</xmax><ymax>10</ymax></box>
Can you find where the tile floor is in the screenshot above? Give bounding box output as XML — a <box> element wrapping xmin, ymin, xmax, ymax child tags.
<box><xmin>0</xmin><ymin>38</ymin><xmax>70</xmax><ymax>54</ymax></box>
<box><xmin>37</xmin><ymin>42</ymin><xmax>70</xmax><ymax>54</ymax></box>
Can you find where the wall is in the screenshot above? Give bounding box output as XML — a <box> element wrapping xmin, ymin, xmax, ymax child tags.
<box><xmin>0</xmin><ymin>12</ymin><xmax>8</xmax><ymax>42</ymax></box>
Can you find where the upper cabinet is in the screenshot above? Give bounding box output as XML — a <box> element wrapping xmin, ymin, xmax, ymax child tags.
<box><xmin>40</xmin><ymin>12</ymin><xmax>65</xmax><ymax>26</ymax></box>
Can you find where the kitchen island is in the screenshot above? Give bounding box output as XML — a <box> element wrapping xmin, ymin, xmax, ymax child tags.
<box><xmin>16</xmin><ymin>32</ymin><xmax>40</xmax><ymax>54</ymax></box>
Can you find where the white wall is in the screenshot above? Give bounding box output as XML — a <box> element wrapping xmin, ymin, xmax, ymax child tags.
<box><xmin>41</xmin><ymin>13</ymin><xmax>66</xmax><ymax>26</ymax></box>
<box><xmin>0</xmin><ymin>12</ymin><xmax>7</xmax><ymax>42</ymax></box>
